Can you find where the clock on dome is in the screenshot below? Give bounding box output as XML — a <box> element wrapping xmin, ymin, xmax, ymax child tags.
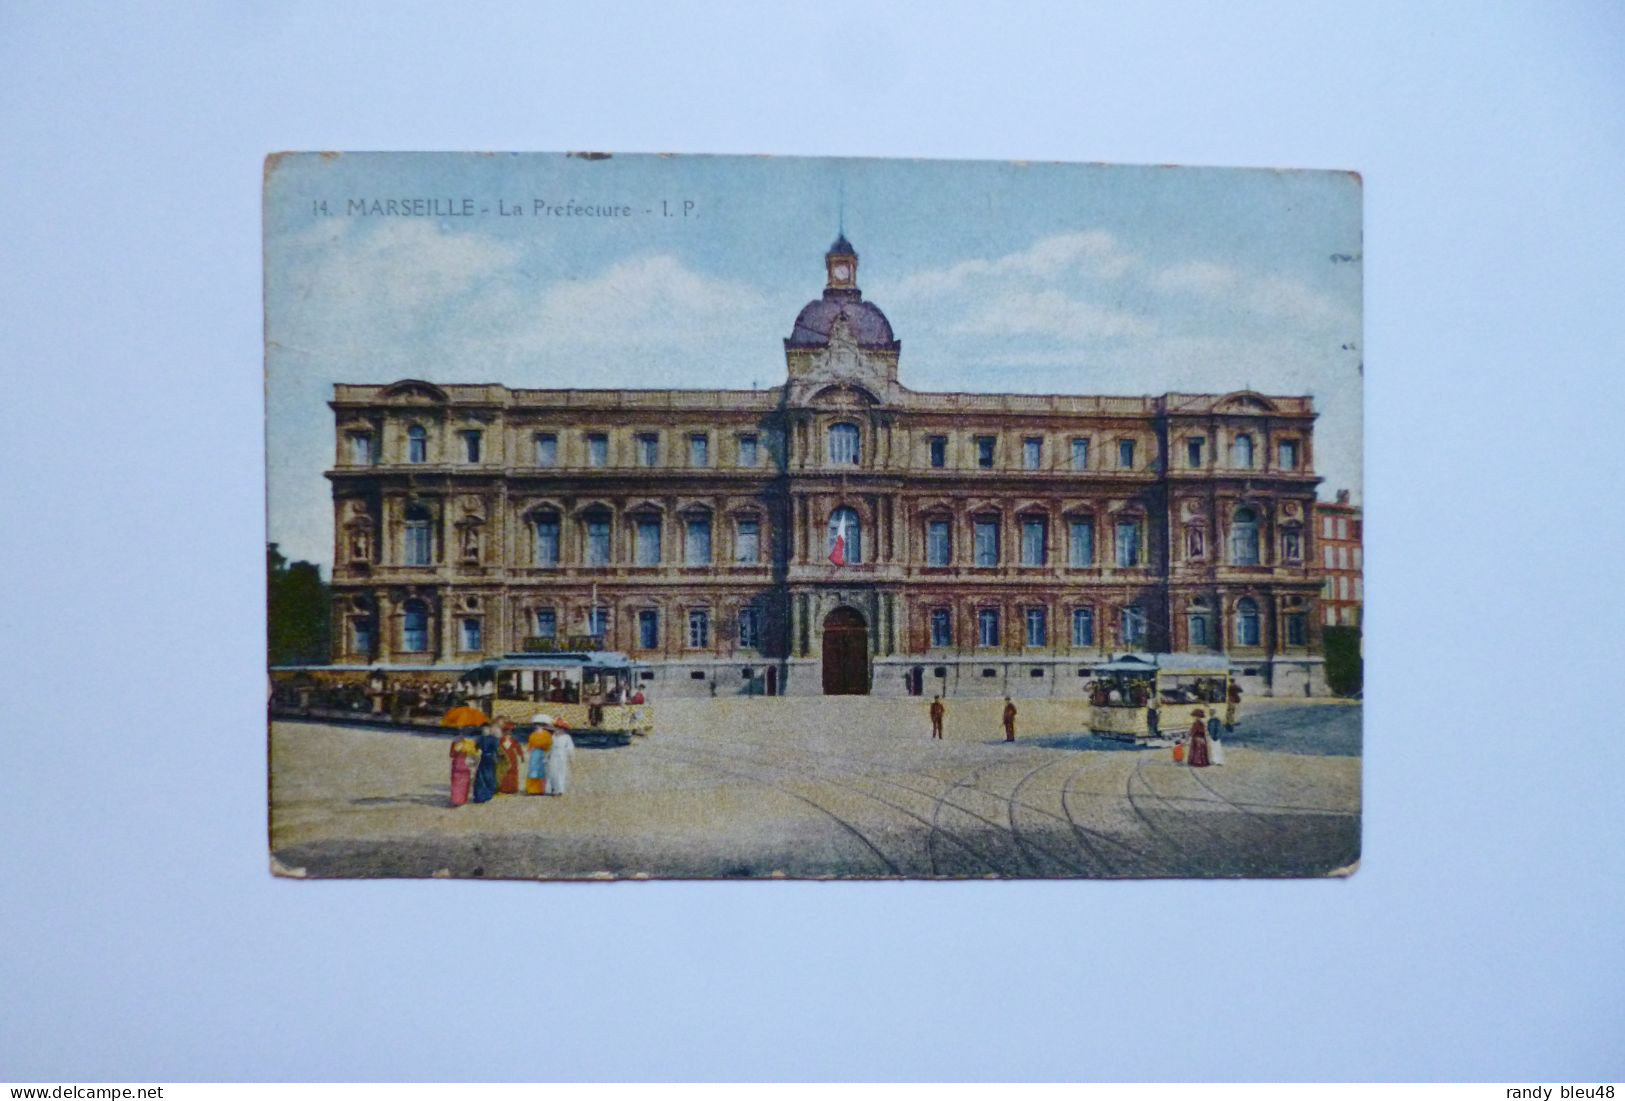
<box><xmin>824</xmin><ymin>233</ymin><xmax>859</xmax><ymax>290</ymax></box>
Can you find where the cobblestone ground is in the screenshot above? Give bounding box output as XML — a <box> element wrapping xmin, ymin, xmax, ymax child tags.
<box><xmin>270</xmin><ymin>698</ymin><xmax>1361</xmax><ymax>880</ymax></box>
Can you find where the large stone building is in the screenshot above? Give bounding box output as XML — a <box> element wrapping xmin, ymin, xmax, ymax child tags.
<box><xmin>326</xmin><ymin>235</ymin><xmax>1328</xmax><ymax>697</ymax></box>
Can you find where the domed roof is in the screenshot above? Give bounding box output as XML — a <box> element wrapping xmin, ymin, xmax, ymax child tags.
<box><xmin>826</xmin><ymin>233</ymin><xmax>857</xmax><ymax>259</ymax></box>
<box><xmin>788</xmin><ymin>296</ymin><xmax>896</xmax><ymax>348</ymax></box>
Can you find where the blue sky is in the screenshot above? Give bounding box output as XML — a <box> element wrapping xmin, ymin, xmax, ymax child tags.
<box><xmin>266</xmin><ymin>152</ymin><xmax>1362</xmax><ymax>569</ymax></box>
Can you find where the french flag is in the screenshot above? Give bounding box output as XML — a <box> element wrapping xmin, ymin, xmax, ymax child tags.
<box><xmin>828</xmin><ymin>530</ymin><xmax>846</xmax><ymax>566</ymax></box>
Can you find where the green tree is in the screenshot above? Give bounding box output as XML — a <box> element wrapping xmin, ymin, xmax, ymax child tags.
<box><xmin>1322</xmin><ymin>624</ymin><xmax>1363</xmax><ymax>696</ymax></box>
<box><xmin>268</xmin><ymin>543</ymin><xmax>330</xmax><ymax>665</ymax></box>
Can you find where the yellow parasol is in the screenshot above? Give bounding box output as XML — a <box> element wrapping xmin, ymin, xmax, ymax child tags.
<box><xmin>440</xmin><ymin>705</ymin><xmax>490</xmax><ymax>728</ymax></box>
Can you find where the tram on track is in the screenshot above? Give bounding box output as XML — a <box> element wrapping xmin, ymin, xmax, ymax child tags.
<box><xmin>1087</xmin><ymin>653</ymin><xmax>1231</xmax><ymax>741</ymax></box>
<box><xmin>472</xmin><ymin>651</ymin><xmax>654</xmax><ymax>746</ymax></box>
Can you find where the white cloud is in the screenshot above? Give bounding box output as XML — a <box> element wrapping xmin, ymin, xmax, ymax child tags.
<box><xmin>952</xmin><ymin>288</ymin><xmax>1154</xmax><ymax>341</ymax></box>
<box><xmin>1155</xmin><ymin>259</ymin><xmax>1354</xmax><ymax>331</ymax></box>
<box><xmin>890</xmin><ymin>229</ymin><xmax>1136</xmax><ymax>300</ymax></box>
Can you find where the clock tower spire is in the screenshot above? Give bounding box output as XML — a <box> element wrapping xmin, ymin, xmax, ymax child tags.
<box><xmin>825</xmin><ymin>233</ymin><xmax>858</xmax><ymax>293</ymax></box>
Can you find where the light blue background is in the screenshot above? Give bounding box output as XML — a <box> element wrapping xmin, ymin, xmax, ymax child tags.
<box><xmin>2</xmin><ymin>1</ymin><xmax>1621</xmax><ymax>1082</ymax></box>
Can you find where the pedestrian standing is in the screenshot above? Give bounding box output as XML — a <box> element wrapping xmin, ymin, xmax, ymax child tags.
<box><xmin>1002</xmin><ymin>696</ymin><xmax>1017</xmax><ymax>742</ymax></box>
<box><xmin>448</xmin><ymin>736</ymin><xmax>475</xmax><ymax>807</ymax></box>
<box><xmin>547</xmin><ymin>722</ymin><xmax>577</xmax><ymax>796</ymax></box>
<box><xmin>1226</xmin><ymin>682</ymin><xmax>1242</xmax><ymax>729</ymax></box>
<box><xmin>525</xmin><ymin>713</ymin><xmax>553</xmax><ymax>795</ymax></box>
<box><xmin>1187</xmin><ymin>710</ymin><xmax>1211</xmax><ymax>768</ymax></box>
<box><xmin>1146</xmin><ymin>697</ymin><xmax>1160</xmax><ymax>741</ymax></box>
<box><xmin>471</xmin><ymin>723</ymin><xmax>501</xmax><ymax>803</ymax></box>
<box><xmin>929</xmin><ymin>696</ymin><xmax>945</xmax><ymax>740</ymax></box>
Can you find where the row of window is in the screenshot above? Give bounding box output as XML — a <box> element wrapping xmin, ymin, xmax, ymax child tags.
<box><xmin>921</xmin><ymin>597</ymin><xmax>1305</xmax><ymax>650</ymax></box>
<box><xmin>1321</xmin><ymin>544</ymin><xmax>1362</xmax><ymax>570</ymax></box>
<box><xmin>1319</xmin><ymin>514</ymin><xmax>1359</xmax><ymax>540</ymax></box>
<box><xmin>1323</xmin><ymin>576</ymin><xmax>1364</xmax><ymax>601</ymax></box>
<box><xmin>347</xmin><ymin>424</ymin><xmax>1304</xmax><ymax>473</ymax></box>
<box><xmin>361</xmin><ymin>599</ymin><xmax>1305</xmax><ymax>656</ymax></box>
<box><xmin>390</xmin><ymin>504</ymin><xmax>1306</xmax><ymax>570</ymax></box>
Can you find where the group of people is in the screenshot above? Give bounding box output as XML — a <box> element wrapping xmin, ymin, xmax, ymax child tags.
<box><xmin>925</xmin><ymin>696</ymin><xmax>1019</xmax><ymax>742</ymax></box>
<box><xmin>448</xmin><ymin>713</ymin><xmax>577</xmax><ymax>807</ymax></box>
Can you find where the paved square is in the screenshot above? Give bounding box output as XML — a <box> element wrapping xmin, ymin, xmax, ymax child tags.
<box><xmin>270</xmin><ymin>698</ymin><xmax>1361</xmax><ymax>879</ymax></box>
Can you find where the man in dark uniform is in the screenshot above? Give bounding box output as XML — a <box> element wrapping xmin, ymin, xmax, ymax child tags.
<box><xmin>929</xmin><ymin>696</ymin><xmax>945</xmax><ymax>739</ymax></box>
<box><xmin>1002</xmin><ymin>696</ymin><xmax>1017</xmax><ymax>742</ymax></box>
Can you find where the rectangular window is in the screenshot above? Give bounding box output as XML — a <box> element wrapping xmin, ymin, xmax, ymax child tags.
<box><xmin>1353</xmin><ymin>548</ymin><xmax>1363</xmax><ymax>569</ymax></box>
<box><xmin>1339</xmin><ymin>546</ymin><xmax>1350</xmax><ymax>570</ymax></box>
<box><xmin>1354</xmin><ymin>578</ymin><xmax>1363</xmax><ymax>600</ymax></box>
<box><xmin>973</xmin><ymin>518</ymin><xmax>1000</xmax><ymax>567</ymax></box>
<box><xmin>1189</xmin><ymin>614</ymin><xmax>1210</xmax><ymax>647</ymax></box>
<box><xmin>1118</xmin><ymin>439</ymin><xmax>1135</xmax><ymax>469</ymax></box>
<box><xmin>1121</xmin><ymin>607</ymin><xmax>1147</xmax><ymax>647</ymax></box>
<box><xmin>460</xmin><ymin>617</ymin><xmax>482</xmax><ymax>651</ymax></box>
<box><xmin>407</xmin><ymin>432</ymin><xmax>427</xmax><ymax>464</ymax></box>
<box><xmin>1340</xmin><ymin>576</ymin><xmax>1351</xmax><ymax>600</ymax></box>
<box><xmin>977</xmin><ymin>608</ymin><xmax>1000</xmax><ymax>647</ymax></box>
<box><xmin>636</xmin><ymin>433</ymin><xmax>659</xmax><ymax>467</ymax></box>
<box><xmin>688</xmin><ymin>609</ymin><xmax>710</xmax><ymax>648</ymax></box>
<box><xmin>1323</xmin><ymin>546</ymin><xmax>1335</xmax><ymax>569</ymax></box>
<box><xmin>1323</xmin><ymin>606</ymin><xmax>1335</xmax><ymax>625</ymax></box>
<box><xmin>348</xmin><ymin>433</ymin><xmax>373</xmax><ymax>465</ymax></box>
<box><xmin>738</xmin><ymin>434</ymin><xmax>759</xmax><ymax>468</ymax></box>
<box><xmin>929</xmin><ymin>435</ymin><xmax>947</xmax><ymax>468</ymax></box>
<box><xmin>1322</xmin><ymin>516</ymin><xmax>1334</xmax><ymax>538</ymax></box>
<box><xmin>976</xmin><ymin>436</ymin><xmax>996</xmax><ymax>468</ymax></box>
<box><xmin>587</xmin><ymin>606</ymin><xmax>608</xmax><ymax>638</ymax></box>
<box><xmin>635</xmin><ymin>517</ymin><xmax>662</xmax><ymax>566</ymax></box>
<box><xmin>1025</xmin><ymin>607</ymin><xmax>1047</xmax><ymax>647</ymax></box>
<box><xmin>689</xmin><ymin>434</ymin><xmax>710</xmax><ymax>467</ymax></box>
<box><xmin>736</xmin><ymin>518</ymin><xmax>760</xmax><ymax>564</ymax></box>
<box><xmin>1287</xmin><ymin>614</ymin><xmax>1308</xmax><ymax>646</ymax></box>
<box><xmin>403</xmin><ymin>522</ymin><xmax>431</xmax><ymax>566</ymax></box>
<box><xmin>535</xmin><ymin>608</ymin><xmax>557</xmax><ymax>640</ymax></box>
<box><xmin>926</xmin><ymin>520</ymin><xmax>951</xmax><ymax>566</ymax></box>
<box><xmin>585</xmin><ymin>516</ymin><xmax>611</xmax><ymax>566</ymax></box>
<box><xmin>929</xmin><ymin>608</ymin><xmax>952</xmax><ymax>648</ymax></box>
<box><xmin>1071</xmin><ymin>437</ymin><xmax>1089</xmax><ymax>471</ymax></box>
<box><xmin>638</xmin><ymin>609</ymin><xmax>659</xmax><ymax>650</ymax></box>
<box><xmin>685</xmin><ymin>516</ymin><xmax>712</xmax><ymax>565</ymax></box>
<box><xmin>1187</xmin><ymin>437</ymin><xmax>1205</xmax><ymax>466</ymax></box>
<box><xmin>461</xmin><ymin>430</ymin><xmax>482</xmax><ymax>463</ymax></box>
<box><xmin>534</xmin><ymin>516</ymin><xmax>560</xmax><ymax>566</ymax></box>
<box><xmin>1279</xmin><ymin>440</ymin><xmax>1300</xmax><ymax>470</ymax></box>
<box><xmin>1069</xmin><ymin>518</ymin><xmax>1094</xmax><ymax>566</ymax></box>
<box><xmin>1071</xmin><ymin>607</ymin><xmax>1094</xmax><ymax>647</ymax></box>
<box><xmin>1337</xmin><ymin>517</ymin><xmax>1349</xmax><ymax>540</ymax></box>
<box><xmin>535</xmin><ymin>432</ymin><xmax>558</xmax><ymax>467</ymax></box>
<box><xmin>1023</xmin><ymin>437</ymin><xmax>1042</xmax><ymax>470</ymax></box>
<box><xmin>738</xmin><ymin>607</ymin><xmax>760</xmax><ymax>649</ymax></box>
<box><xmin>587</xmin><ymin>433</ymin><xmax>608</xmax><ymax>468</ymax></box>
<box><xmin>1020</xmin><ymin>517</ymin><xmax>1047</xmax><ymax>566</ymax></box>
<box><xmin>1115</xmin><ymin>520</ymin><xmax>1140</xmax><ymax>567</ymax></box>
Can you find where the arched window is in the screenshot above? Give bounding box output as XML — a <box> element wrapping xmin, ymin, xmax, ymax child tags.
<box><xmin>827</xmin><ymin>507</ymin><xmax>862</xmax><ymax>564</ymax></box>
<box><xmin>828</xmin><ymin>423</ymin><xmax>861</xmax><ymax>466</ymax></box>
<box><xmin>402</xmin><ymin>599</ymin><xmax>429</xmax><ymax>652</ymax></box>
<box><xmin>403</xmin><ymin>505</ymin><xmax>433</xmax><ymax>566</ymax></box>
<box><xmin>1232</xmin><ymin>434</ymin><xmax>1255</xmax><ymax>469</ymax></box>
<box><xmin>407</xmin><ymin>424</ymin><xmax>427</xmax><ymax>464</ymax></box>
<box><xmin>1236</xmin><ymin>597</ymin><xmax>1261</xmax><ymax>647</ymax></box>
<box><xmin>1230</xmin><ymin>507</ymin><xmax>1261</xmax><ymax>565</ymax></box>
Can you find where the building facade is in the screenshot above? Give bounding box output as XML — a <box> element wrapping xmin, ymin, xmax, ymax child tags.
<box><xmin>326</xmin><ymin>236</ymin><xmax>1329</xmax><ymax>697</ymax></box>
<box><xmin>1315</xmin><ymin>490</ymin><xmax>1364</xmax><ymax>628</ymax></box>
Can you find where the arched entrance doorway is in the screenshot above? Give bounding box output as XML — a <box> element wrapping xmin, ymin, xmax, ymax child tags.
<box><xmin>821</xmin><ymin>607</ymin><xmax>870</xmax><ymax>695</ymax></box>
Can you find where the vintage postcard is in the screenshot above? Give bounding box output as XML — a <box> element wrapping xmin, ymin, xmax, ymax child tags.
<box><xmin>265</xmin><ymin>152</ymin><xmax>1362</xmax><ymax>880</ymax></box>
